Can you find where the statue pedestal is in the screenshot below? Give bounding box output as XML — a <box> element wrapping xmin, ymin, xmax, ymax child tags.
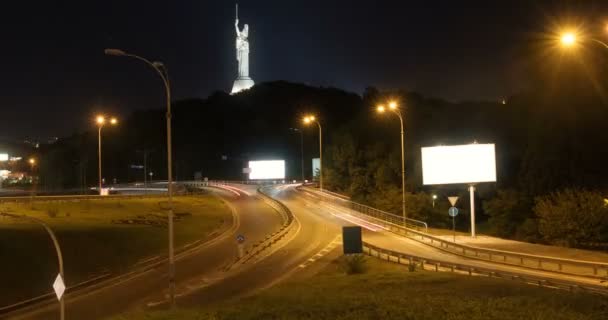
<box><xmin>231</xmin><ymin>76</ymin><xmax>255</xmax><ymax>94</ymax></box>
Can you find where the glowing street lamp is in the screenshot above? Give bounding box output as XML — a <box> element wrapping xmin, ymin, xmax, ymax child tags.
<box><xmin>105</xmin><ymin>48</ymin><xmax>176</xmax><ymax>306</ymax></box>
<box><xmin>432</xmin><ymin>194</ymin><xmax>437</xmax><ymax>208</ymax></box>
<box><xmin>376</xmin><ymin>100</ymin><xmax>407</xmax><ymax>225</ymax></box>
<box><xmin>96</xmin><ymin>115</ymin><xmax>118</xmax><ymax>195</ymax></box>
<box><xmin>303</xmin><ymin>115</ymin><xmax>323</xmax><ymax>192</ymax></box>
<box><xmin>560</xmin><ymin>32</ymin><xmax>577</xmax><ymax>47</ymax></box>
<box><xmin>557</xmin><ymin>28</ymin><xmax>608</xmax><ymax>50</ymax></box>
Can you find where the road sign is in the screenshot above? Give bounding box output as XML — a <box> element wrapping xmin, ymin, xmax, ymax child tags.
<box><xmin>448</xmin><ymin>207</ymin><xmax>459</xmax><ymax>217</ymax></box>
<box><xmin>236</xmin><ymin>234</ymin><xmax>245</xmax><ymax>243</ymax></box>
<box><xmin>343</xmin><ymin>226</ymin><xmax>363</xmax><ymax>254</ymax></box>
<box><xmin>448</xmin><ymin>196</ymin><xmax>459</xmax><ymax>206</ymax></box>
<box><xmin>53</xmin><ymin>274</ymin><xmax>65</xmax><ymax>301</ymax></box>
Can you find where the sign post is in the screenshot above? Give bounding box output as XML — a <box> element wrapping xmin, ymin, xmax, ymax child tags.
<box><xmin>236</xmin><ymin>234</ymin><xmax>245</xmax><ymax>258</ymax></box>
<box><xmin>448</xmin><ymin>206</ymin><xmax>459</xmax><ymax>242</ymax></box>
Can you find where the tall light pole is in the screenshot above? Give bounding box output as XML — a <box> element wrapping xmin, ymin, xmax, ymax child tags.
<box><xmin>29</xmin><ymin>158</ymin><xmax>37</xmax><ymax>206</ymax></box>
<box><xmin>96</xmin><ymin>115</ymin><xmax>118</xmax><ymax>195</ymax></box>
<box><xmin>1</xmin><ymin>213</ymin><xmax>65</xmax><ymax>320</ymax></box>
<box><xmin>289</xmin><ymin>128</ymin><xmax>305</xmax><ymax>182</ymax></box>
<box><xmin>303</xmin><ymin>115</ymin><xmax>323</xmax><ymax>192</ymax></box>
<box><xmin>104</xmin><ymin>48</ymin><xmax>176</xmax><ymax>307</ymax></box>
<box><xmin>377</xmin><ymin>101</ymin><xmax>407</xmax><ymax>226</ymax></box>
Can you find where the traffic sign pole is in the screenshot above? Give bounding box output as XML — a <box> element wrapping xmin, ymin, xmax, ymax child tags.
<box><xmin>452</xmin><ymin>215</ymin><xmax>456</xmax><ymax>243</ymax></box>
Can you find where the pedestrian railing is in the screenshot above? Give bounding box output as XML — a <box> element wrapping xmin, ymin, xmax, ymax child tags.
<box><xmin>298</xmin><ymin>186</ymin><xmax>608</xmax><ymax>279</ymax></box>
<box><xmin>363</xmin><ymin>242</ymin><xmax>608</xmax><ymax>295</ymax></box>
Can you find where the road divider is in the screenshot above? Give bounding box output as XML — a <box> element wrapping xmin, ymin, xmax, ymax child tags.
<box><xmin>223</xmin><ymin>186</ymin><xmax>296</xmax><ymax>271</ymax></box>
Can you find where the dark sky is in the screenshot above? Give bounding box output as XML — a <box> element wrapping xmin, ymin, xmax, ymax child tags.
<box><xmin>1</xmin><ymin>0</ymin><xmax>607</xmax><ymax>139</ymax></box>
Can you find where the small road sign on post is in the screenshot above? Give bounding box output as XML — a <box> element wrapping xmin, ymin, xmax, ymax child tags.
<box><xmin>448</xmin><ymin>207</ymin><xmax>459</xmax><ymax>243</ymax></box>
<box><xmin>448</xmin><ymin>196</ymin><xmax>459</xmax><ymax>207</ymax></box>
<box><xmin>53</xmin><ymin>274</ymin><xmax>66</xmax><ymax>301</ymax></box>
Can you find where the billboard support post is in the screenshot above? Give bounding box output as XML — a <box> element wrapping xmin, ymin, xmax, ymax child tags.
<box><xmin>469</xmin><ymin>184</ymin><xmax>476</xmax><ymax>238</ymax></box>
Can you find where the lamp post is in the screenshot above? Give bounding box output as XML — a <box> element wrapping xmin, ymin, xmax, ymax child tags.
<box><xmin>29</xmin><ymin>158</ymin><xmax>37</xmax><ymax>205</ymax></box>
<box><xmin>289</xmin><ymin>128</ymin><xmax>305</xmax><ymax>182</ymax></box>
<box><xmin>104</xmin><ymin>48</ymin><xmax>176</xmax><ymax>307</ymax></box>
<box><xmin>1</xmin><ymin>213</ymin><xmax>65</xmax><ymax>320</ymax></box>
<box><xmin>96</xmin><ymin>116</ymin><xmax>118</xmax><ymax>195</ymax></box>
<box><xmin>376</xmin><ymin>101</ymin><xmax>407</xmax><ymax>226</ymax></box>
<box><xmin>432</xmin><ymin>194</ymin><xmax>437</xmax><ymax>208</ymax></box>
<box><xmin>303</xmin><ymin>115</ymin><xmax>323</xmax><ymax>192</ymax></box>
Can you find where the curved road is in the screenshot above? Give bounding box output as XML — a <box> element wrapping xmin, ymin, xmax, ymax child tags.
<box><xmin>13</xmin><ymin>186</ymin><xmax>284</xmax><ymax>320</ymax></box>
<box><xmin>281</xmin><ymin>185</ymin><xmax>608</xmax><ymax>288</ymax></box>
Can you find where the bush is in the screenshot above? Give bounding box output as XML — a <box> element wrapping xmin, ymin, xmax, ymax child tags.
<box><xmin>340</xmin><ymin>254</ymin><xmax>367</xmax><ymax>274</ymax></box>
<box><xmin>483</xmin><ymin>190</ymin><xmax>534</xmax><ymax>238</ymax></box>
<box><xmin>46</xmin><ymin>206</ymin><xmax>59</xmax><ymax>218</ymax></box>
<box><xmin>534</xmin><ymin>189</ymin><xmax>608</xmax><ymax>247</ymax></box>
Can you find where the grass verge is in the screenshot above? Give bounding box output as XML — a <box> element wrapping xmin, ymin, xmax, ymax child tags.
<box><xmin>109</xmin><ymin>255</ymin><xmax>608</xmax><ymax>320</ymax></box>
<box><xmin>0</xmin><ymin>194</ymin><xmax>231</xmax><ymax>306</ymax></box>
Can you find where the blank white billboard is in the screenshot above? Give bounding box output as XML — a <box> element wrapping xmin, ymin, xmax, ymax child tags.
<box><xmin>421</xmin><ymin>144</ymin><xmax>496</xmax><ymax>185</ymax></box>
<box><xmin>248</xmin><ymin>160</ymin><xmax>285</xmax><ymax>180</ymax></box>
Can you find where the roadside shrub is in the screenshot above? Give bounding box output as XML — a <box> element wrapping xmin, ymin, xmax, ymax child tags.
<box><xmin>534</xmin><ymin>189</ymin><xmax>608</xmax><ymax>247</ymax></box>
<box><xmin>340</xmin><ymin>254</ymin><xmax>367</xmax><ymax>274</ymax></box>
<box><xmin>46</xmin><ymin>206</ymin><xmax>59</xmax><ymax>218</ymax></box>
<box><xmin>483</xmin><ymin>190</ymin><xmax>534</xmax><ymax>238</ymax></box>
<box><xmin>408</xmin><ymin>261</ymin><xmax>417</xmax><ymax>272</ymax></box>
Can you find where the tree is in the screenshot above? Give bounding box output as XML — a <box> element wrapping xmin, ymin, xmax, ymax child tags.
<box><xmin>534</xmin><ymin>189</ymin><xmax>608</xmax><ymax>247</ymax></box>
<box><xmin>483</xmin><ymin>190</ymin><xmax>533</xmax><ymax>238</ymax></box>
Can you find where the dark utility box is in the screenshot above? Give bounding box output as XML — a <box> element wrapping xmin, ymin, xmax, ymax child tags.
<box><xmin>342</xmin><ymin>226</ymin><xmax>363</xmax><ymax>254</ymax></box>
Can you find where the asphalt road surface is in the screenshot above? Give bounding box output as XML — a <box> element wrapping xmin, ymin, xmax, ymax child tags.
<box><xmin>12</xmin><ymin>186</ymin><xmax>283</xmax><ymax>320</ymax></box>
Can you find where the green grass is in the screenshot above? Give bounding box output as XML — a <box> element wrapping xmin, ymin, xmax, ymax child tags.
<box><xmin>0</xmin><ymin>195</ymin><xmax>231</xmax><ymax>306</ymax></box>
<box><xmin>110</xmin><ymin>257</ymin><xmax>608</xmax><ymax>320</ymax></box>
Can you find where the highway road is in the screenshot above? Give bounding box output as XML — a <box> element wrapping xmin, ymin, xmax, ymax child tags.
<box><xmin>162</xmin><ymin>183</ymin><xmax>343</xmax><ymax>308</ymax></box>
<box><xmin>11</xmin><ymin>186</ymin><xmax>284</xmax><ymax>320</ymax></box>
<box><xmin>13</xmin><ymin>182</ymin><xmax>604</xmax><ymax>319</ymax></box>
<box><xmin>278</xmin><ymin>185</ymin><xmax>608</xmax><ymax>289</ymax></box>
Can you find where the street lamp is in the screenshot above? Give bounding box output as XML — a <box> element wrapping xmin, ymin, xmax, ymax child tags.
<box><xmin>1</xmin><ymin>213</ymin><xmax>65</xmax><ymax>320</ymax></box>
<box><xmin>558</xmin><ymin>29</ymin><xmax>608</xmax><ymax>50</ymax></box>
<box><xmin>29</xmin><ymin>158</ymin><xmax>37</xmax><ymax>204</ymax></box>
<box><xmin>105</xmin><ymin>48</ymin><xmax>176</xmax><ymax>307</ymax></box>
<box><xmin>376</xmin><ymin>100</ymin><xmax>407</xmax><ymax>226</ymax></box>
<box><xmin>96</xmin><ymin>115</ymin><xmax>118</xmax><ymax>195</ymax></box>
<box><xmin>432</xmin><ymin>194</ymin><xmax>437</xmax><ymax>208</ymax></box>
<box><xmin>303</xmin><ymin>115</ymin><xmax>323</xmax><ymax>192</ymax></box>
<box><xmin>289</xmin><ymin>128</ymin><xmax>305</xmax><ymax>183</ymax></box>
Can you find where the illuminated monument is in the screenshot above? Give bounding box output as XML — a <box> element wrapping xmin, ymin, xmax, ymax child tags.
<box><xmin>231</xmin><ymin>4</ymin><xmax>255</xmax><ymax>94</ymax></box>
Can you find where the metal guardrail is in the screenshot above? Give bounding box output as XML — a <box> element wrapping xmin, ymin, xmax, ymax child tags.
<box><xmin>299</xmin><ymin>186</ymin><xmax>608</xmax><ymax>279</ymax></box>
<box><xmin>298</xmin><ymin>186</ymin><xmax>428</xmax><ymax>232</ymax></box>
<box><xmin>223</xmin><ymin>186</ymin><xmax>296</xmax><ymax>270</ymax></box>
<box><xmin>363</xmin><ymin>242</ymin><xmax>608</xmax><ymax>295</ymax></box>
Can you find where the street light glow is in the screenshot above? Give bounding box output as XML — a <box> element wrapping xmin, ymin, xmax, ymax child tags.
<box><xmin>29</xmin><ymin>158</ymin><xmax>36</xmax><ymax>165</ymax></box>
<box><xmin>560</xmin><ymin>32</ymin><xmax>577</xmax><ymax>47</ymax></box>
<box><xmin>389</xmin><ymin>101</ymin><xmax>398</xmax><ymax>110</ymax></box>
<box><xmin>110</xmin><ymin>118</ymin><xmax>118</xmax><ymax>125</ymax></box>
<box><xmin>376</xmin><ymin>105</ymin><xmax>385</xmax><ymax>113</ymax></box>
<box><xmin>303</xmin><ymin>115</ymin><xmax>316</xmax><ymax>124</ymax></box>
<box><xmin>96</xmin><ymin>116</ymin><xmax>105</xmax><ymax>125</ymax></box>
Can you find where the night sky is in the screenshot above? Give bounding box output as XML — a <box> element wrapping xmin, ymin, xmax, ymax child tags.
<box><xmin>1</xmin><ymin>0</ymin><xmax>607</xmax><ymax>139</ymax></box>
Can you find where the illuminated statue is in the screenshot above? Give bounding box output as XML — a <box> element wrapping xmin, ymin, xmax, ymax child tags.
<box><xmin>231</xmin><ymin>4</ymin><xmax>255</xmax><ymax>94</ymax></box>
